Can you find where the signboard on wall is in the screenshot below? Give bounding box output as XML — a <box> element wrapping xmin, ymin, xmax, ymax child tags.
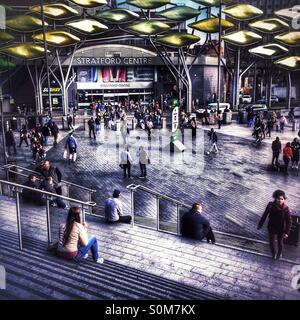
<box><xmin>74</xmin><ymin>57</ymin><xmax>156</xmax><ymax>66</ymax></box>
<box><xmin>77</xmin><ymin>81</ymin><xmax>153</xmax><ymax>90</ymax></box>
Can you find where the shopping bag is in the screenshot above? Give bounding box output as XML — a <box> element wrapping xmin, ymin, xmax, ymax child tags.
<box><xmin>63</xmin><ymin>149</ymin><xmax>68</xmax><ymax>159</ymax></box>
<box><xmin>72</xmin><ymin>153</ymin><xmax>77</xmax><ymax>162</ymax></box>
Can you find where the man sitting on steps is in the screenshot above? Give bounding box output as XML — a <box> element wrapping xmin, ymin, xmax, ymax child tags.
<box><xmin>181</xmin><ymin>203</ymin><xmax>216</xmax><ymax>244</ymax></box>
<box><xmin>105</xmin><ymin>189</ymin><xmax>132</xmax><ymax>224</ymax></box>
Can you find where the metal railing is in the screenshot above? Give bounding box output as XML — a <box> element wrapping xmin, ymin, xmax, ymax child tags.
<box><xmin>0</xmin><ymin>179</ymin><xmax>96</xmax><ymax>251</ymax></box>
<box><xmin>127</xmin><ymin>184</ymin><xmax>190</xmax><ymax>236</ymax></box>
<box><xmin>1</xmin><ymin>164</ymin><xmax>96</xmax><ymax>206</ymax></box>
<box><xmin>126</xmin><ymin>183</ymin><xmax>271</xmax><ymax>244</ymax></box>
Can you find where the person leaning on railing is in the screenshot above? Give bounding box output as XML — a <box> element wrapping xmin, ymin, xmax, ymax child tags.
<box><xmin>55</xmin><ymin>207</ymin><xmax>104</xmax><ymax>264</ymax></box>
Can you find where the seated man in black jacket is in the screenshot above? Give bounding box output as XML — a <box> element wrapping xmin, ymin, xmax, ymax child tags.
<box><xmin>22</xmin><ymin>174</ymin><xmax>40</xmax><ymax>204</ymax></box>
<box><xmin>181</xmin><ymin>203</ymin><xmax>216</xmax><ymax>243</ymax></box>
<box><xmin>39</xmin><ymin>176</ymin><xmax>67</xmax><ymax>209</ymax></box>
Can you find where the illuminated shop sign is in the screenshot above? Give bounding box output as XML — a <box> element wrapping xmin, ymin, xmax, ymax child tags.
<box><xmin>42</xmin><ymin>87</ymin><xmax>62</xmax><ymax>95</ymax></box>
<box><xmin>77</xmin><ymin>81</ymin><xmax>153</xmax><ymax>90</ymax></box>
<box><xmin>74</xmin><ymin>57</ymin><xmax>153</xmax><ymax>65</ymax></box>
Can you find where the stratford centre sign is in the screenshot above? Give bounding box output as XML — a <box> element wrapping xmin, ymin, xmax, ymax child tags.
<box><xmin>74</xmin><ymin>57</ymin><xmax>155</xmax><ymax>66</ymax></box>
<box><xmin>77</xmin><ymin>81</ymin><xmax>153</xmax><ymax>90</ymax></box>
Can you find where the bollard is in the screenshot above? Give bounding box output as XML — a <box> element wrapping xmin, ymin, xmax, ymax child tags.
<box><xmin>292</xmin><ymin>120</ymin><xmax>296</xmax><ymax>132</ymax></box>
<box><xmin>161</xmin><ymin>117</ymin><xmax>167</xmax><ymax>129</ymax></box>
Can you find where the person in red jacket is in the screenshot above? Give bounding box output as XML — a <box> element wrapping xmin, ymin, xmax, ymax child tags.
<box><xmin>257</xmin><ymin>190</ymin><xmax>292</xmax><ymax>260</ymax></box>
<box><xmin>282</xmin><ymin>142</ymin><xmax>293</xmax><ymax>175</ymax></box>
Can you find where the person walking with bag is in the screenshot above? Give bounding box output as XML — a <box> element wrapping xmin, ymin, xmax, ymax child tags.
<box><xmin>207</xmin><ymin>128</ymin><xmax>219</xmax><ymax>154</ymax></box>
<box><xmin>282</xmin><ymin>142</ymin><xmax>293</xmax><ymax>175</ymax></box>
<box><xmin>65</xmin><ymin>131</ymin><xmax>78</xmax><ymax>164</ymax></box>
<box><xmin>120</xmin><ymin>146</ymin><xmax>133</xmax><ymax>179</ymax></box>
<box><xmin>257</xmin><ymin>190</ymin><xmax>292</xmax><ymax>260</ymax></box>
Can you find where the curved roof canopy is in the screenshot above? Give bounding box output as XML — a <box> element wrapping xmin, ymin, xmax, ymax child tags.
<box><xmin>156</xmin><ymin>32</ymin><xmax>200</xmax><ymax>48</ymax></box>
<box><xmin>157</xmin><ymin>6</ymin><xmax>200</xmax><ymax>22</ymax></box>
<box><xmin>189</xmin><ymin>18</ymin><xmax>234</xmax><ymax>33</ymax></box>
<box><xmin>222</xmin><ymin>4</ymin><xmax>263</xmax><ymax>20</ymax></box>
<box><xmin>249</xmin><ymin>43</ymin><xmax>288</xmax><ymax>59</ymax></box>
<box><xmin>66</xmin><ymin>19</ymin><xmax>108</xmax><ymax>35</ymax></box>
<box><xmin>126</xmin><ymin>0</ymin><xmax>171</xmax><ymax>10</ymax></box>
<box><xmin>0</xmin><ymin>43</ymin><xmax>50</xmax><ymax>60</ymax></box>
<box><xmin>126</xmin><ymin>21</ymin><xmax>170</xmax><ymax>35</ymax></box>
<box><xmin>274</xmin><ymin>56</ymin><xmax>300</xmax><ymax>71</ymax></box>
<box><xmin>249</xmin><ymin>18</ymin><xmax>289</xmax><ymax>34</ymax></box>
<box><xmin>6</xmin><ymin>15</ymin><xmax>47</xmax><ymax>32</ymax></box>
<box><xmin>0</xmin><ymin>31</ymin><xmax>15</xmax><ymax>45</ymax></box>
<box><xmin>222</xmin><ymin>30</ymin><xmax>262</xmax><ymax>46</ymax></box>
<box><xmin>69</xmin><ymin>0</ymin><xmax>107</xmax><ymax>8</ymax></box>
<box><xmin>275</xmin><ymin>32</ymin><xmax>300</xmax><ymax>47</ymax></box>
<box><xmin>31</xmin><ymin>3</ymin><xmax>79</xmax><ymax>20</ymax></box>
<box><xmin>97</xmin><ymin>9</ymin><xmax>139</xmax><ymax>23</ymax></box>
<box><xmin>33</xmin><ymin>31</ymin><xmax>81</xmax><ymax>47</ymax></box>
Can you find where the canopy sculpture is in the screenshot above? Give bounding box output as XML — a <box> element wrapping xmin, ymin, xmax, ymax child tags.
<box><xmin>222</xmin><ymin>4</ymin><xmax>263</xmax><ymax>20</ymax></box>
<box><xmin>0</xmin><ymin>31</ymin><xmax>15</xmax><ymax>45</ymax></box>
<box><xmin>0</xmin><ymin>43</ymin><xmax>50</xmax><ymax>60</ymax></box>
<box><xmin>249</xmin><ymin>18</ymin><xmax>289</xmax><ymax>34</ymax></box>
<box><xmin>222</xmin><ymin>30</ymin><xmax>262</xmax><ymax>46</ymax></box>
<box><xmin>97</xmin><ymin>9</ymin><xmax>139</xmax><ymax>23</ymax></box>
<box><xmin>157</xmin><ymin>6</ymin><xmax>200</xmax><ymax>22</ymax></box>
<box><xmin>275</xmin><ymin>7</ymin><xmax>300</xmax><ymax>21</ymax></box>
<box><xmin>249</xmin><ymin>43</ymin><xmax>289</xmax><ymax>59</ymax></box>
<box><xmin>274</xmin><ymin>32</ymin><xmax>300</xmax><ymax>47</ymax></box>
<box><xmin>69</xmin><ymin>0</ymin><xmax>107</xmax><ymax>8</ymax></box>
<box><xmin>0</xmin><ymin>58</ymin><xmax>16</xmax><ymax>73</ymax></box>
<box><xmin>156</xmin><ymin>32</ymin><xmax>200</xmax><ymax>48</ymax></box>
<box><xmin>6</xmin><ymin>15</ymin><xmax>48</xmax><ymax>32</ymax></box>
<box><xmin>126</xmin><ymin>0</ymin><xmax>171</xmax><ymax>10</ymax></box>
<box><xmin>191</xmin><ymin>0</ymin><xmax>231</xmax><ymax>7</ymax></box>
<box><xmin>65</xmin><ymin>19</ymin><xmax>108</xmax><ymax>35</ymax></box>
<box><xmin>126</xmin><ymin>21</ymin><xmax>170</xmax><ymax>35</ymax></box>
<box><xmin>33</xmin><ymin>31</ymin><xmax>81</xmax><ymax>47</ymax></box>
<box><xmin>189</xmin><ymin>18</ymin><xmax>234</xmax><ymax>33</ymax></box>
<box><xmin>30</xmin><ymin>3</ymin><xmax>79</xmax><ymax>20</ymax></box>
<box><xmin>274</xmin><ymin>56</ymin><xmax>300</xmax><ymax>71</ymax></box>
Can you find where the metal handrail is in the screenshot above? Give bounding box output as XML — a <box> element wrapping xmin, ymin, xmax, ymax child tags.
<box><xmin>0</xmin><ymin>179</ymin><xmax>96</xmax><ymax>250</ymax></box>
<box><xmin>1</xmin><ymin>164</ymin><xmax>96</xmax><ymax>193</ymax></box>
<box><xmin>0</xmin><ymin>179</ymin><xmax>96</xmax><ymax>207</ymax></box>
<box><xmin>126</xmin><ymin>184</ymin><xmax>273</xmax><ymax>245</ymax></box>
<box><xmin>127</xmin><ymin>184</ymin><xmax>190</xmax><ymax>209</ymax></box>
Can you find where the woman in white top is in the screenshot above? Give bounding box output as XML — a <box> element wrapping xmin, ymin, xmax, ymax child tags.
<box><xmin>57</xmin><ymin>207</ymin><xmax>103</xmax><ymax>263</ymax></box>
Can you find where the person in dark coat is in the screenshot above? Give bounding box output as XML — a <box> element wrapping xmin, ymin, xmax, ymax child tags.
<box><xmin>19</xmin><ymin>125</ymin><xmax>29</xmax><ymax>147</ymax></box>
<box><xmin>5</xmin><ymin>128</ymin><xmax>16</xmax><ymax>155</ymax></box>
<box><xmin>88</xmin><ymin>117</ymin><xmax>96</xmax><ymax>139</ymax></box>
<box><xmin>257</xmin><ymin>190</ymin><xmax>292</xmax><ymax>260</ymax></box>
<box><xmin>22</xmin><ymin>174</ymin><xmax>40</xmax><ymax>204</ymax></box>
<box><xmin>271</xmin><ymin>137</ymin><xmax>281</xmax><ymax>168</ymax></box>
<box><xmin>50</xmin><ymin>122</ymin><xmax>59</xmax><ymax>146</ymax></box>
<box><xmin>36</xmin><ymin>160</ymin><xmax>63</xmax><ymax>195</ymax></box>
<box><xmin>41</xmin><ymin>124</ymin><xmax>51</xmax><ymax>146</ymax></box>
<box><xmin>181</xmin><ymin>203</ymin><xmax>216</xmax><ymax>243</ymax></box>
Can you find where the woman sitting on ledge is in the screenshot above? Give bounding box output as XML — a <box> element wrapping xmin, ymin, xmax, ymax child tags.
<box><xmin>56</xmin><ymin>207</ymin><xmax>104</xmax><ymax>264</ymax></box>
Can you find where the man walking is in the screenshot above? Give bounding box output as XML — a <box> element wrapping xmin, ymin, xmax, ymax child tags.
<box><xmin>67</xmin><ymin>114</ymin><xmax>73</xmax><ymax>131</ymax></box>
<box><xmin>207</xmin><ymin>128</ymin><xmax>219</xmax><ymax>154</ymax></box>
<box><xmin>181</xmin><ymin>203</ymin><xmax>216</xmax><ymax>243</ymax></box>
<box><xmin>104</xmin><ymin>189</ymin><xmax>132</xmax><ymax>224</ymax></box>
<box><xmin>271</xmin><ymin>137</ymin><xmax>281</xmax><ymax>169</ymax></box>
<box><xmin>88</xmin><ymin>117</ymin><xmax>96</xmax><ymax>139</ymax></box>
<box><xmin>120</xmin><ymin>146</ymin><xmax>133</xmax><ymax>179</ymax></box>
<box><xmin>50</xmin><ymin>121</ymin><xmax>59</xmax><ymax>146</ymax></box>
<box><xmin>19</xmin><ymin>125</ymin><xmax>29</xmax><ymax>147</ymax></box>
<box><xmin>65</xmin><ymin>131</ymin><xmax>78</xmax><ymax>164</ymax></box>
<box><xmin>5</xmin><ymin>128</ymin><xmax>17</xmax><ymax>156</ymax></box>
<box><xmin>136</xmin><ymin>146</ymin><xmax>149</xmax><ymax>178</ymax></box>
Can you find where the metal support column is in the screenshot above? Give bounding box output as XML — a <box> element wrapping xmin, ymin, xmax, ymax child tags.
<box><xmin>15</xmin><ymin>192</ymin><xmax>23</xmax><ymax>250</ymax></box>
<box><xmin>156</xmin><ymin>195</ymin><xmax>160</xmax><ymax>231</ymax></box>
<box><xmin>46</xmin><ymin>199</ymin><xmax>52</xmax><ymax>244</ymax></box>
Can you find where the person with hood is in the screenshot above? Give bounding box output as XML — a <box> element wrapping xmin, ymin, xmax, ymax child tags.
<box><xmin>257</xmin><ymin>190</ymin><xmax>292</xmax><ymax>260</ymax></box>
<box><xmin>65</xmin><ymin>131</ymin><xmax>78</xmax><ymax>164</ymax></box>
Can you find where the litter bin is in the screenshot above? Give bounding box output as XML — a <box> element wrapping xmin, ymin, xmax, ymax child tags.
<box><xmin>286</xmin><ymin>215</ymin><xmax>300</xmax><ymax>246</ymax></box>
<box><xmin>292</xmin><ymin>120</ymin><xmax>297</xmax><ymax>132</ymax></box>
<box><xmin>223</xmin><ymin>111</ymin><xmax>232</xmax><ymax>124</ymax></box>
<box><xmin>10</xmin><ymin>118</ymin><xmax>18</xmax><ymax>130</ymax></box>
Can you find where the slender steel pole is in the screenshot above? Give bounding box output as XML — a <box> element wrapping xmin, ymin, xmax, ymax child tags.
<box><xmin>131</xmin><ymin>189</ymin><xmax>135</xmax><ymax>227</ymax></box>
<box><xmin>15</xmin><ymin>192</ymin><xmax>23</xmax><ymax>250</ymax></box>
<box><xmin>0</xmin><ymin>85</ymin><xmax>7</xmax><ymax>164</ymax></box>
<box><xmin>156</xmin><ymin>196</ymin><xmax>160</xmax><ymax>231</ymax></box>
<box><xmin>177</xmin><ymin>204</ymin><xmax>181</xmax><ymax>235</ymax></box>
<box><xmin>287</xmin><ymin>72</ymin><xmax>291</xmax><ymax>110</ymax></box>
<box><xmin>217</xmin><ymin>0</ymin><xmax>222</xmax><ymax>112</ymax></box>
<box><xmin>46</xmin><ymin>199</ymin><xmax>52</xmax><ymax>244</ymax></box>
<box><xmin>40</xmin><ymin>0</ymin><xmax>52</xmax><ymax>114</ymax></box>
